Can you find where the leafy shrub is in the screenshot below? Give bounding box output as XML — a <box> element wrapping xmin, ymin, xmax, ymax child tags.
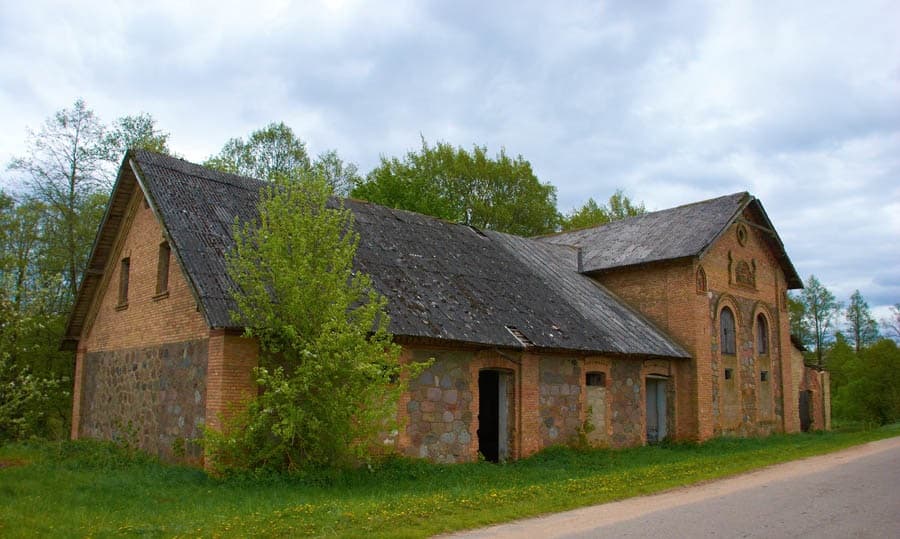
<box><xmin>204</xmin><ymin>173</ymin><xmax>411</xmax><ymax>473</ymax></box>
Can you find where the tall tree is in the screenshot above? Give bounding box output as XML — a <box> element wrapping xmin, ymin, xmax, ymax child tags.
<box><xmin>800</xmin><ymin>275</ymin><xmax>840</xmax><ymax>367</ymax></box>
<box><xmin>845</xmin><ymin>290</ymin><xmax>879</xmax><ymax>353</ymax></box>
<box><xmin>883</xmin><ymin>304</ymin><xmax>900</xmax><ymax>342</ymax></box>
<box><xmin>311</xmin><ymin>149</ymin><xmax>360</xmax><ymax>197</ymax></box>
<box><xmin>788</xmin><ymin>293</ymin><xmax>810</xmax><ymax>348</ymax></box>
<box><xmin>0</xmin><ymin>193</ymin><xmax>45</xmax><ymax>310</ymax></box>
<box><xmin>205</xmin><ymin>122</ymin><xmax>358</xmax><ymax>196</ymax></box>
<box><xmin>353</xmin><ymin>138</ymin><xmax>559</xmax><ymax>236</ymax></box>
<box><xmin>205</xmin><ymin>122</ymin><xmax>312</xmax><ymax>181</ymax></box>
<box><xmin>105</xmin><ymin>113</ymin><xmax>171</xmax><ymax>157</ymax></box>
<box><xmin>8</xmin><ymin>99</ymin><xmax>111</xmax><ymax>304</ymax></box>
<box><xmin>560</xmin><ymin>189</ymin><xmax>646</xmax><ymax>231</ymax></box>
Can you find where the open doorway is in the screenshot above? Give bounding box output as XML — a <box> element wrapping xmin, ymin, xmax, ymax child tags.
<box><xmin>478</xmin><ymin>370</ymin><xmax>511</xmax><ymax>462</ymax></box>
<box><xmin>799</xmin><ymin>390</ymin><xmax>812</xmax><ymax>432</ymax></box>
<box><xmin>646</xmin><ymin>376</ymin><xmax>668</xmax><ymax>443</ymax></box>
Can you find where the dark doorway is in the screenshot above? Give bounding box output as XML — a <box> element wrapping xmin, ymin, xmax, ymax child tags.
<box><xmin>799</xmin><ymin>390</ymin><xmax>812</xmax><ymax>432</ymax></box>
<box><xmin>477</xmin><ymin>370</ymin><xmax>510</xmax><ymax>462</ymax></box>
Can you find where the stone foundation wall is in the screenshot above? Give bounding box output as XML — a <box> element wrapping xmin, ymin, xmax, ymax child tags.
<box><xmin>609</xmin><ymin>360</ymin><xmax>643</xmax><ymax>447</ymax></box>
<box><xmin>404</xmin><ymin>350</ymin><xmax>475</xmax><ymax>463</ymax></box>
<box><xmin>538</xmin><ymin>357</ymin><xmax>582</xmax><ymax>445</ymax></box>
<box><xmin>79</xmin><ymin>339</ymin><xmax>207</xmax><ymax>460</ymax></box>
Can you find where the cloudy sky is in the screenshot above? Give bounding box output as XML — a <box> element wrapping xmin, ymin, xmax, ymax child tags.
<box><xmin>1</xmin><ymin>0</ymin><xmax>898</xmax><ymax>321</ymax></box>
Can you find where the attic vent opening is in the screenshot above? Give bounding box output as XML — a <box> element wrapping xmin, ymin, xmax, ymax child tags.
<box><xmin>505</xmin><ymin>326</ymin><xmax>534</xmax><ymax>347</ymax></box>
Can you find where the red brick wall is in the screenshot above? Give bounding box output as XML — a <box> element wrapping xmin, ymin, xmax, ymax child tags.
<box><xmin>205</xmin><ymin>330</ymin><xmax>259</xmax><ymax>432</ymax></box>
<box><xmin>72</xmin><ymin>188</ymin><xmax>209</xmax><ymax>440</ymax></box>
<box><xmin>595</xmin><ymin>213</ymin><xmax>797</xmax><ymax>440</ymax></box>
<box><xmin>596</xmin><ymin>259</ymin><xmax>708</xmax><ymax>441</ymax></box>
<box><xmin>79</xmin><ymin>191</ymin><xmax>208</xmax><ymax>352</ymax></box>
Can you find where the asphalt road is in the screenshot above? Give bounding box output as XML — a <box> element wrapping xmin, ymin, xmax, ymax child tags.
<box><xmin>443</xmin><ymin>436</ymin><xmax>900</xmax><ymax>539</ymax></box>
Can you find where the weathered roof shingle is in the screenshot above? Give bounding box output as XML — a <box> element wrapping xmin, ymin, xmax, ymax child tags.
<box><xmin>540</xmin><ymin>192</ymin><xmax>802</xmax><ymax>288</ymax></box>
<box><xmin>64</xmin><ymin>150</ymin><xmax>690</xmax><ymax>358</ymax></box>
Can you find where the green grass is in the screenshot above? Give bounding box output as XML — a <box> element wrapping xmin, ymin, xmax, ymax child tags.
<box><xmin>2</xmin><ymin>425</ymin><xmax>898</xmax><ymax>538</ymax></box>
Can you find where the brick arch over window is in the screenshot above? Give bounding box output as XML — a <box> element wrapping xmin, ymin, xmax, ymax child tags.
<box><xmin>720</xmin><ymin>306</ymin><xmax>737</xmax><ymax>355</ymax></box>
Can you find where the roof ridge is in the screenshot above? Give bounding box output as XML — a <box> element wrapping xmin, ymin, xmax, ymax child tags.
<box><xmin>541</xmin><ymin>191</ymin><xmax>749</xmax><ymax>239</ymax></box>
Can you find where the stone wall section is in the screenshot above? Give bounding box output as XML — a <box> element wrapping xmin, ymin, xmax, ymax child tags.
<box><xmin>582</xmin><ymin>356</ymin><xmax>612</xmax><ymax>446</ymax></box>
<box><xmin>538</xmin><ymin>357</ymin><xmax>582</xmax><ymax>445</ymax></box>
<box><xmin>403</xmin><ymin>350</ymin><xmax>475</xmax><ymax>463</ymax></box>
<box><xmin>609</xmin><ymin>360</ymin><xmax>643</xmax><ymax>447</ymax></box>
<box><xmin>79</xmin><ymin>339</ymin><xmax>207</xmax><ymax>460</ymax></box>
<box><xmin>799</xmin><ymin>366</ymin><xmax>831</xmax><ymax>431</ymax></box>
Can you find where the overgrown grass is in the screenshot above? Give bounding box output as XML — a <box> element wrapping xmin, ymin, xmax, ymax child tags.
<box><xmin>2</xmin><ymin>424</ymin><xmax>898</xmax><ymax>538</ymax></box>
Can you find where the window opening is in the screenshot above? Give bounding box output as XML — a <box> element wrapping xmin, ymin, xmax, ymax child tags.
<box><xmin>117</xmin><ymin>257</ymin><xmax>130</xmax><ymax>307</ymax></box>
<box><xmin>724</xmin><ymin>368</ymin><xmax>733</xmax><ymax>380</ymax></box>
<box><xmin>756</xmin><ymin>314</ymin><xmax>769</xmax><ymax>355</ymax></box>
<box><xmin>586</xmin><ymin>372</ymin><xmax>606</xmax><ymax>387</ymax></box>
<box><xmin>760</xmin><ymin>371</ymin><xmax>769</xmax><ymax>382</ymax></box>
<box><xmin>696</xmin><ymin>266</ymin><xmax>707</xmax><ymax>293</ymax></box>
<box><xmin>156</xmin><ymin>241</ymin><xmax>170</xmax><ymax>295</ymax></box>
<box><xmin>720</xmin><ymin>307</ymin><xmax>736</xmax><ymax>355</ymax></box>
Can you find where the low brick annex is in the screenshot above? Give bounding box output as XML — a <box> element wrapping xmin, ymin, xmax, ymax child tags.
<box><xmin>65</xmin><ymin>150</ymin><xmax>826</xmax><ymax>464</ymax></box>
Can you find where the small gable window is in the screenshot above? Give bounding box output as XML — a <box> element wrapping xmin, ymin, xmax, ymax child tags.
<box><xmin>586</xmin><ymin>372</ymin><xmax>606</xmax><ymax>387</ymax></box>
<box><xmin>720</xmin><ymin>307</ymin><xmax>736</xmax><ymax>355</ymax></box>
<box><xmin>756</xmin><ymin>314</ymin><xmax>769</xmax><ymax>355</ymax></box>
<box><xmin>117</xmin><ymin>257</ymin><xmax>130</xmax><ymax>308</ymax></box>
<box><xmin>156</xmin><ymin>241</ymin><xmax>171</xmax><ymax>296</ymax></box>
<box><xmin>696</xmin><ymin>266</ymin><xmax>707</xmax><ymax>294</ymax></box>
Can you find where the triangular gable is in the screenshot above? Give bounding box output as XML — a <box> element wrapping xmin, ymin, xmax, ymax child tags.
<box><xmin>63</xmin><ymin>152</ymin><xmax>213</xmax><ymax>349</ymax></box>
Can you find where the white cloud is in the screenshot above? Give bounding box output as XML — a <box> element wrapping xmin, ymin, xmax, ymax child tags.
<box><xmin>1</xmin><ymin>0</ymin><xmax>898</xmax><ymax>312</ymax></box>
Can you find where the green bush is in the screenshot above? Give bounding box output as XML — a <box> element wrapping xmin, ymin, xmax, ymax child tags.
<box><xmin>204</xmin><ymin>173</ymin><xmax>409</xmax><ymax>473</ymax></box>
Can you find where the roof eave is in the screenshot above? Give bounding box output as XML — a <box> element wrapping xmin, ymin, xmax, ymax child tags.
<box><xmin>61</xmin><ymin>151</ymin><xmax>139</xmax><ymax>349</ymax></box>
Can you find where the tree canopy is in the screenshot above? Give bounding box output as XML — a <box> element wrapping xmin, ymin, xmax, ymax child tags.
<box><xmin>560</xmin><ymin>189</ymin><xmax>646</xmax><ymax>231</ymax></box>
<box><xmin>351</xmin><ymin>138</ymin><xmax>559</xmax><ymax>236</ymax></box>
<box><xmin>2</xmin><ymin>99</ymin><xmax>170</xmax><ymax>440</ymax></box>
<box><xmin>205</xmin><ymin>122</ymin><xmax>358</xmax><ymax>196</ymax></box>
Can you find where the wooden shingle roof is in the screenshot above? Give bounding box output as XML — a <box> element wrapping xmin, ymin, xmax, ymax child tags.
<box><xmin>64</xmin><ymin>150</ymin><xmax>689</xmax><ymax>358</ymax></box>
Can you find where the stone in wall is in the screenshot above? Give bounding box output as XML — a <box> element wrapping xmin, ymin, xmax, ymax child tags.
<box><xmin>609</xmin><ymin>360</ymin><xmax>643</xmax><ymax>447</ymax></box>
<box><xmin>538</xmin><ymin>357</ymin><xmax>582</xmax><ymax>445</ymax></box>
<box><xmin>79</xmin><ymin>339</ymin><xmax>207</xmax><ymax>460</ymax></box>
<box><xmin>405</xmin><ymin>351</ymin><xmax>474</xmax><ymax>463</ymax></box>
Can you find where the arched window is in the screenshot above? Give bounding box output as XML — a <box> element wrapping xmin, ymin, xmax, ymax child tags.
<box><xmin>720</xmin><ymin>307</ymin><xmax>736</xmax><ymax>355</ymax></box>
<box><xmin>756</xmin><ymin>314</ymin><xmax>769</xmax><ymax>355</ymax></box>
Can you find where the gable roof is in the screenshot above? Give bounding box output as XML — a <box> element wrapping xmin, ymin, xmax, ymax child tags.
<box><xmin>64</xmin><ymin>150</ymin><xmax>688</xmax><ymax>358</ymax></box>
<box><xmin>540</xmin><ymin>192</ymin><xmax>802</xmax><ymax>288</ymax></box>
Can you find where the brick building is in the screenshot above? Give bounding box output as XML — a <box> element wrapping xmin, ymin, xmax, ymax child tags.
<box><xmin>65</xmin><ymin>151</ymin><xmax>825</xmax><ymax>463</ymax></box>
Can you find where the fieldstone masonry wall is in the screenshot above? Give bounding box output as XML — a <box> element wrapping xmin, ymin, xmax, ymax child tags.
<box><xmin>404</xmin><ymin>351</ymin><xmax>474</xmax><ymax>463</ymax></box>
<box><xmin>609</xmin><ymin>360</ymin><xmax>643</xmax><ymax>447</ymax></box>
<box><xmin>79</xmin><ymin>339</ymin><xmax>207</xmax><ymax>460</ymax></box>
<box><xmin>538</xmin><ymin>357</ymin><xmax>582</xmax><ymax>445</ymax></box>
